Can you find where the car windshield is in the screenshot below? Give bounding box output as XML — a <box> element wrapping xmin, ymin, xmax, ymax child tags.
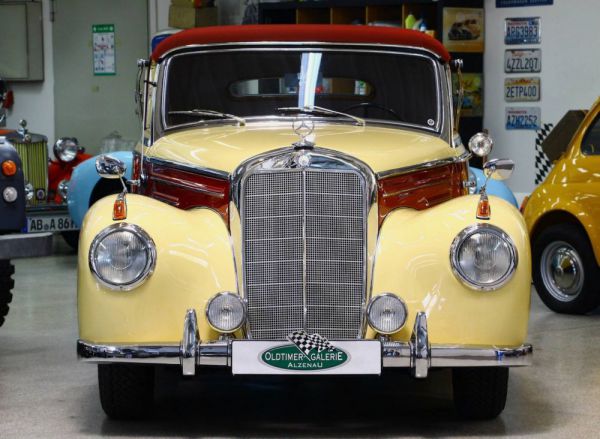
<box><xmin>162</xmin><ymin>49</ymin><xmax>440</xmax><ymax>131</ymax></box>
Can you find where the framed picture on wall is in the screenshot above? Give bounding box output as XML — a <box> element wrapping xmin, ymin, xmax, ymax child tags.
<box><xmin>443</xmin><ymin>8</ymin><xmax>484</xmax><ymax>53</ymax></box>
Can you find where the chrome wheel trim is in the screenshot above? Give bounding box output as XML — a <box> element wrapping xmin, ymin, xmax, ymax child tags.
<box><xmin>540</xmin><ymin>241</ymin><xmax>585</xmax><ymax>302</ymax></box>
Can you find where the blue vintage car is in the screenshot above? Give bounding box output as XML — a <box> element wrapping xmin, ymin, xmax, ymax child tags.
<box><xmin>67</xmin><ymin>150</ymin><xmax>133</xmax><ymax>227</ymax></box>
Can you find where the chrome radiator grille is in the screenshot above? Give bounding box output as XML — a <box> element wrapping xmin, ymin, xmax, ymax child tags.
<box><xmin>242</xmin><ymin>169</ymin><xmax>366</xmax><ymax>340</ymax></box>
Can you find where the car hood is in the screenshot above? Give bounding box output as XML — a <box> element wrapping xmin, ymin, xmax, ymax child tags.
<box><xmin>145</xmin><ymin>122</ymin><xmax>462</xmax><ymax>176</ymax></box>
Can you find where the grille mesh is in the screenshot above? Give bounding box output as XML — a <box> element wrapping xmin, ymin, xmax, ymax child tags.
<box><xmin>12</xmin><ymin>141</ymin><xmax>48</xmax><ymax>205</ymax></box>
<box><xmin>242</xmin><ymin>169</ymin><xmax>366</xmax><ymax>340</ymax></box>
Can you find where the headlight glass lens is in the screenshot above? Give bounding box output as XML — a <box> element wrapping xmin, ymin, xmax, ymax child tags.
<box><xmin>367</xmin><ymin>294</ymin><xmax>407</xmax><ymax>335</ymax></box>
<box><xmin>451</xmin><ymin>225</ymin><xmax>517</xmax><ymax>290</ymax></box>
<box><xmin>89</xmin><ymin>224</ymin><xmax>155</xmax><ymax>290</ymax></box>
<box><xmin>206</xmin><ymin>292</ymin><xmax>246</xmax><ymax>333</ymax></box>
<box><xmin>54</xmin><ymin>137</ymin><xmax>79</xmax><ymax>162</ymax></box>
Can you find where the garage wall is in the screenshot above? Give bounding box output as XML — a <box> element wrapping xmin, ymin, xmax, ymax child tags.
<box><xmin>5</xmin><ymin>0</ymin><xmax>54</xmax><ymax>143</ymax></box>
<box><xmin>484</xmin><ymin>0</ymin><xmax>600</xmax><ymax>196</ymax></box>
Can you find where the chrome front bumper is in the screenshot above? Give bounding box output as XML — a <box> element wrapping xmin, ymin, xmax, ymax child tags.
<box><xmin>77</xmin><ymin>310</ymin><xmax>533</xmax><ymax>378</ymax></box>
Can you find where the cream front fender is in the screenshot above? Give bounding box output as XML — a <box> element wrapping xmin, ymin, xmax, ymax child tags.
<box><xmin>370</xmin><ymin>195</ymin><xmax>531</xmax><ymax>346</ymax></box>
<box><xmin>78</xmin><ymin>194</ymin><xmax>236</xmax><ymax>344</ymax></box>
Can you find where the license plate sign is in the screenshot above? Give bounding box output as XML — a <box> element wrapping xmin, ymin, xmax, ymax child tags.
<box><xmin>506</xmin><ymin>106</ymin><xmax>541</xmax><ymax>130</ymax></box>
<box><xmin>232</xmin><ymin>340</ymin><xmax>381</xmax><ymax>375</ymax></box>
<box><xmin>505</xmin><ymin>49</ymin><xmax>541</xmax><ymax>73</ymax></box>
<box><xmin>27</xmin><ymin>215</ymin><xmax>78</xmax><ymax>232</ymax></box>
<box><xmin>505</xmin><ymin>17</ymin><xmax>541</xmax><ymax>44</ymax></box>
<box><xmin>505</xmin><ymin>77</ymin><xmax>540</xmax><ymax>102</ymax></box>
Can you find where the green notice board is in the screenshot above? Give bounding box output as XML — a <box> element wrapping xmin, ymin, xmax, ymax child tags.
<box><xmin>92</xmin><ymin>24</ymin><xmax>115</xmax><ymax>75</ymax></box>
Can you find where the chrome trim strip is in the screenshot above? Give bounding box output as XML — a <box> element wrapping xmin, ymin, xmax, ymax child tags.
<box><xmin>377</xmin><ymin>151</ymin><xmax>471</xmax><ymax>179</ymax></box>
<box><xmin>88</xmin><ymin>223</ymin><xmax>157</xmax><ymax>292</ymax></box>
<box><xmin>156</xmin><ymin>41</ymin><xmax>448</xmax><ymax>64</ymax></box>
<box><xmin>158</xmin><ymin>46</ymin><xmax>445</xmax><ymax>137</ymax></box>
<box><xmin>450</xmin><ymin>224</ymin><xmax>519</xmax><ymax>292</ymax></box>
<box><xmin>146</xmin><ymin>156</ymin><xmax>229</xmax><ymax>180</ymax></box>
<box><xmin>148</xmin><ymin>174</ymin><xmax>225</xmax><ymax>198</ymax></box>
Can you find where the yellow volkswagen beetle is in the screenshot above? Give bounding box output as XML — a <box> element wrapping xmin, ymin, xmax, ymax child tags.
<box><xmin>76</xmin><ymin>25</ymin><xmax>532</xmax><ymax>420</ymax></box>
<box><xmin>523</xmin><ymin>97</ymin><xmax>600</xmax><ymax>314</ymax></box>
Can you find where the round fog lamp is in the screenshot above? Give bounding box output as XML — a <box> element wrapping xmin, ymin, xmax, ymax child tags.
<box><xmin>367</xmin><ymin>294</ymin><xmax>408</xmax><ymax>335</ymax></box>
<box><xmin>451</xmin><ymin>224</ymin><xmax>518</xmax><ymax>291</ymax></box>
<box><xmin>58</xmin><ymin>179</ymin><xmax>69</xmax><ymax>200</ymax></box>
<box><xmin>206</xmin><ymin>292</ymin><xmax>246</xmax><ymax>333</ymax></box>
<box><xmin>2</xmin><ymin>186</ymin><xmax>18</xmax><ymax>203</ymax></box>
<box><xmin>89</xmin><ymin>223</ymin><xmax>156</xmax><ymax>291</ymax></box>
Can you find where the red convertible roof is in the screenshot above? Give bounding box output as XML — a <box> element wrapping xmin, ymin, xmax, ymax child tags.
<box><xmin>151</xmin><ymin>24</ymin><xmax>450</xmax><ymax>62</ymax></box>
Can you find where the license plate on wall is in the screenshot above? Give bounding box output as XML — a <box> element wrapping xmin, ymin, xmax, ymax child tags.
<box><xmin>505</xmin><ymin>17</ymin><xmax>541</xmax><ymax>44</ymax></box>
<box><xmin>505</xmin><ymin>49</ymin><xmax>541</xmax><ymax>73</ymax></box>
<box><xmin>505</xmin><ymin>77</ymin><xmax>540</xmax><ymax>102</ymax></box>
<box><xmin>27</xmin><ymin>215</ymin><xmax>78</xmax><ymax>233</ymax></box>
<box><xmin>506</xmin><ymin>107</ymin><xmax>541</xmax><ymax>130</ymax></box>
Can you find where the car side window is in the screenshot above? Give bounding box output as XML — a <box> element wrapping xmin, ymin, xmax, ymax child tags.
<box><xmin>581</xmin><ymin>114</ymin><xmax>600</xmax><ymax>155</ymax></box>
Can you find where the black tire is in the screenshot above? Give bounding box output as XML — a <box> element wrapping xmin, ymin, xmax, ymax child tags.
<box><xmin>98</xmin><ymin>364</ymin><xmax>155</xmax><ymax>420</ymax></box>
<box><xmin>452</xmin><ymin>367</ymin><xmax>508</xmax><ymax>420</ymax></box>
<box><xmin>61</xmin><ymin>230</ymin><xmax>80</xmax><ymax>251</ymax></box>
<box><xmin>532</xmin><ymin>223</ymin><xmax>600</xmax><ymax>314</ymax></box>
<box><xmin>0</xmin><ymin>260</ymin><xmax>15</xmax><ymax>327</ymax></box>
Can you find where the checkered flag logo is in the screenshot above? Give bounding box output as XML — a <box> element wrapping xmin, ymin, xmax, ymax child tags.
<box><xmin>288</xmin><ymin>330</ymin><xmax>335</xmax><ymax>356</ymax></box>
<box><xmin>535</xmin><ymin>123</ymin><xmax>554</xmax><ymax>185</ymax></box>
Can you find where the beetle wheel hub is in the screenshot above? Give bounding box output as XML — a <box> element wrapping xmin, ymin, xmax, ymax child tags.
<box><xmin>541</xmin><ymin>241</ymin><xmax>584</xmax><ymax>302</ymax></box>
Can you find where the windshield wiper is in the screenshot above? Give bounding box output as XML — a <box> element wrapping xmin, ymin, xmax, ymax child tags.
<box><xmin>168</xmin><ymin>109</ymin><xmax>246</xmax><ymax>126</ymax></box>
<box><xmin>277</xmin><ymin>105</ymin><xmax>365</xmax><ymax>127</ymax></box>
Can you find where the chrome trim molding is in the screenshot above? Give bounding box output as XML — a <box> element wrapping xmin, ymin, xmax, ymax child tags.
<box><xmin>377</xmin><ymin>151</ymin><xmax>471</xmax><ymax>179</ymax></box>
<box><xmin>450</xmin><ymin>223</ymin><xmax>519</xmax><ymax>292</ymax></box>
<box><xmin>410</xmin><ymin>311</ymin><xmax>430</xmax><ymax>378</ymax></box>
<box><xmin>88</xmin><ymin>223</ymin><xmax>157</xmax><ymax>291</ymax></box>
<box><xmin>77</xmin><ymin>310</ymin><xmax>532</xmax><ymax>376</ymax></box>
<box><xmin>145</xmin><ymin>156</ymin><xmax>230</xmax><ymax>180</ymax></box>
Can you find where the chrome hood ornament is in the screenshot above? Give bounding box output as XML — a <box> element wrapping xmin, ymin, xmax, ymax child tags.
<box><xmin>292</xmin><ymin>119</ymin><xmax>315</xmax><ymax>149</ymax></box>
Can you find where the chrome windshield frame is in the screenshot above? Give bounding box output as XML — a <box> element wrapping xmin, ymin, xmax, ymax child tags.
<box><xmin>154</xmin><ymin>44</ymin><xmax>448</xmax><ymax>141</ymax></box>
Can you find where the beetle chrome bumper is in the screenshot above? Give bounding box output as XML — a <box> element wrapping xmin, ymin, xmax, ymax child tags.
<box><xmin>77</xmin><ymin>309</ymin><xmax>533</xmax><ymax>378</ymax></box>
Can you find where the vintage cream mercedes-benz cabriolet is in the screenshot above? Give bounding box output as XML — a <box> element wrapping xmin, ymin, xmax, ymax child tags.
<box><xmin>76</xmin><ymin>25</ymin><xmax>532</xmax><ymax>420</ymax></box>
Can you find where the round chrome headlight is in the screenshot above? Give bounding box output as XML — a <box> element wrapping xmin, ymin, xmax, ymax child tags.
<box><xmin>89</xmin><ymin>223</ymin><xmax>156</xmax><ymax>291</ymax></box>
<box><xmin>206</xmin><ymin>292</ymin><xmax>246</xmax><ymax>333</ymax></box>
<box><xmin>2</xmin><ymin>186</ymin><xmax>18</xmax><ymax>203</ymax></box>
<box><xmin>24</xmin><ymin>182</ymin><xmax>34</xmax><ymax>201</ymax></box>
<box><xmin>53</xmin><ymin>137</ymin><xmax>79</xmax><ymax>162</ymax></box>
<box><xmin>450</xmin><ymin>224</ymin><xmax>518</xmax><ymax>291</ymax></box>
<box><xmin>57</xmin><ymin>179</ymin><xmax>69</xmax><ymax>200</ymax></box>
<box><xmin>468</xmin><ymin>132</ymin><xmax>493</xmax><ymax>157</ymax></box>
<box><xmin>367</xmin><ymin>293</ymin><xmax>408</xmax><ymax>335</ymax></box>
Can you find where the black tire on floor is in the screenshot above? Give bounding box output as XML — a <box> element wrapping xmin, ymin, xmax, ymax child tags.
<box><xmin>0</xmin><ymin>259</ymin><xmax>15</xmax><ymax>328</ymax></box>
<box><xmin>532</xmin><ymin>223</ymin><xmax>600</xmax><ymax>314</ymax></box>
<box><xmin>61</xmin><ymin>230</ymin><xmax>80</xmax><ymax>251</ymax></box>
<box><xmin>452</xmin><ymin>367</ymin><xmax>508</xmax><ymax>420</ymax></box>
<box><xmin>98</xmin><ymin>364</ymin><xmax>155</xmax><ymax>420</ymax></box>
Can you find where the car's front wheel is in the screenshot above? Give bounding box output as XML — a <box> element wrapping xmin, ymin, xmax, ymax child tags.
<box><xmin>98</xmin><ymin>364</ymin><xmax>155</xmax><ymax>419</ymax></box>
<box><xmin>452</xmin><ymin>367</ymin><xmax>508</xmax><ymax>420</ymax></box>
<box><xmin>0</xmin><ymin>259</ymin><xmax>15</xmax><ymax>327</ymax></box>
<box><xmin>532</xmin><ymin>224</ymin><xmax>600</xmax><ymax>314</ymax></box>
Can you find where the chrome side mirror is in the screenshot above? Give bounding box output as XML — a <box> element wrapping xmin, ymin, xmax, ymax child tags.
<box><xmin>96</xmin><ymin>155</ymin><xmax>126</xmax><ymax>180</ymax></box>
<box><xmin>483</xmin><ymin>158</ymin><xmax>515</xmax><ymax>181</ymax></box>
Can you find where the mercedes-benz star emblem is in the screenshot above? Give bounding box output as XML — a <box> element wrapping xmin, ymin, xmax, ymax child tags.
<box><xmin>292</xmin><ymin>119</ymin><xmax>315</xmax><ymax>149</ymax></box>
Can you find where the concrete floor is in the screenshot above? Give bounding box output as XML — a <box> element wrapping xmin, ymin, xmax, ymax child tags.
<box><xmin>1</xmin><ymin>241</ymin><xmax>600</xmax><ymax>438</ymax></box>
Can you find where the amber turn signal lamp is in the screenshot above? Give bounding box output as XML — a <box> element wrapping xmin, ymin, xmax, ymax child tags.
<box><xmin>476</xmin><ymin>195</ymin><xmax>491</xmax><ymax>220</ymax></box>
<box><xmin>1</xmin><ymin>160</ymin><xmax>17</xmax><ymax>176</ymax></box>
<box><xmin>113</xmin><ymin>193</ymin><xmax>128</xmax><ymax>221</ymax></box>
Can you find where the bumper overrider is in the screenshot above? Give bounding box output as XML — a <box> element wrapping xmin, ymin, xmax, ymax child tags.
<box><xmin>77</xmin><ymin>309</ymin><xmax>532</xmax><ymax>378</ymax></box>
